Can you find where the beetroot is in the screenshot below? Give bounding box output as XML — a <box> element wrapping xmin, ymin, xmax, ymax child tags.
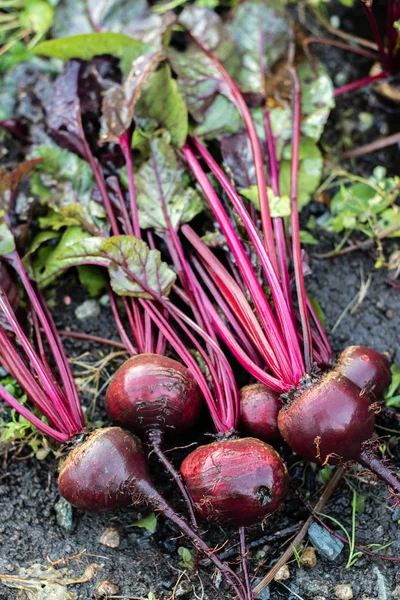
<box><xmin>240</xmin><ymin>384</ymin><xmax>282</xmax><ymax>442</ymax></box>
<box><xmin>336</xmin><ymin>345</ymin><xmax>392</xmax><ymax>400</ymax></box>
<box><xmin>180</xmin><ymin>437</ymin><xmax>288</xmax><ymax>528</ymax></box>
<box><xmin>59</xmin><ymin>426</ymin><xmax>247</xmax><ymax>598</ymax></box>
<box><xmin>105</xmin><ymin>354</ymin><xmax>202</xmax><ymax>437</ymax></box>
<box><xmin>59</xmin><ymin>427</ymin><xmax>150</xmax><ymax>511</ymax></box>
<box><xmin>278</xmin><ymin>372</ymin><xmax>375</xmax><ymax>465</ymax></box>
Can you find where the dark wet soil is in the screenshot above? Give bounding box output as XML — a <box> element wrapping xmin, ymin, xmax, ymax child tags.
<box><xmin>0</xmin><ymin>1</ymin><xmax>399</xmax><ymax>599</ymax></box>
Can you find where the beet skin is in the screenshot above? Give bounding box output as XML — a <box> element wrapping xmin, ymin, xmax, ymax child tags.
<box><xmin>240</xmin><ymin>383</ymin><xmax>282</xmax><ymax>442</ymax></box>
<box><xmin>336</xmin><ymin>345</ymin><xmax>392</xmax><ymax>399</ymax></box>
<box><xmin>58</xmin><ymin>427</ymin><xmax>150</xmax><ymax>511</ymax></box>
<box><xmin>105</xmin><ymin>354</ymin><xmax>202</xmax><ymax>436</ymax></box>
<box><xmin>180</xmin><ymin>437</ymin><xmax>288</xmax><ymax>527</ymax></box>
<box><xmin>278</xmin><ymin>371</ymin><xmax>375</xmax><ymax>465</ymax></box>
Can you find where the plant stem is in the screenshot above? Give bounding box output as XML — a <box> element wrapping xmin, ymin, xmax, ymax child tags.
<box><xmin>358</xmin><ymin>449</ymin><xmax>400</xmax><ymax>496</ymax></box>
<box><xmin>288</xmin><ymin>67</ymin><xmax>313</xmax><ymax>372</ymax></box>
<box><xmin>149</xmin><ymin>430</ymin><xmax>198</xmax><ymax>532</ymax></box>
<box><xmin>334</xmin><ymin>72</ymin><xmax>387</xmax><ymax>96</ymax></box>
<box><xmin>137</xmin><ymin>480</ymin><xmax>247</xmax><ymax>600</ymax></box>
<box><xmin>59</xmin><ymin>330</ymin><xmax>127</xmax><ymax>349</ymax></box>
<box><xmin>187</xmin><ymin>32</ymin><xmax>277</xmax><ymax>270</ymax></box>
<box><xmin>252</xmin><ymin>467</ymin><xmax>344</xmax><ymax>596</ymax></box>
<box><xmin>239</xmin><ymin>528</ymin><xmax>253</xmax><ymax>600</ymax></box>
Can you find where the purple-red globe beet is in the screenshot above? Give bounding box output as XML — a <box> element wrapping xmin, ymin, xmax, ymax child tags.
<box><xmin>105</xmin><ymin>354</ymin><xmax>202</xmax><ymax>436</ymax></box>
<box><xmin>180</xmin><ymin>437</ymin><xmax>288</xmax><ymax>527</ymax></box>
<box><xmin>58</xmin><ymin>427</ymin><xmax>151</xmax><ymax>512</ymax></box>
<box><xmin>278</xmin><ymin>371</ymin><xmax>375</xmax><ymax>465</ymax></box>
<box><xmin>240</xmin><ymin>383</ymin><xmax>282</xmax><ymax>442</ymax></box>
<box><xmin>336</xmin><ymin>345</ymin><xmax>391</xmax><ymax>399</ymax></box>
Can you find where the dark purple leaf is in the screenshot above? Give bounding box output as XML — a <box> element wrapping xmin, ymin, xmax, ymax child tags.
<box><xmin>101</xmin><ymin>51</ymin><xmax>165</xmax><ymax>142</ymax></box>
<box><xmin>0</xmin><ymin>119</ymin><xmax>30</xmax><ymax>143</ymax></box>
<box><xmin>46</xmin><ymin>57</ymin><xmax>121</xmax><ymax>158</ymax></box>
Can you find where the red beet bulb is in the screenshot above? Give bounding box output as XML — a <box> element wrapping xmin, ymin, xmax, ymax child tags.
<box><xmin>105</xmin><ymin>354</ymin><xmax>202</xmax><ymax>437</ymax></box>
<box><xmin>336</xmin><ymin>345</ymin><xmax>392</xmax><ymax>400</ymax></box>
<box><xmin>278</xmin><ymin>372</ymin><xmax>375</xmax><ymax>464</ymax></box>
<box><xmin>59</xmin><ymin>426</ymin><xmax>248</xmax><ymax>599</ymax></box>
<box><xmin>240</xmin><ymin>384</ymin><xmax>282</xmax><ymax>442</ymax></box>
<box><xmin>180</xmin><ymin>437</ymin><xmax>288</xmax><ymax>528</ymax></box>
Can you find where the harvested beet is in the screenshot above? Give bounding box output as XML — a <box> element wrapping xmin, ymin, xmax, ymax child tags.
<box><xmin>278</xmin><ymin>372</ymin><xmax>375</xmax><ymax>465</ymax></box>
<box><xmin>180</xmin><ymin>437</ymin><xmax>288</xmax><ymax>527</ymax></box>
<box><xmin>336</xmin><ymin>345</ymin><xmax>392</xmax><ymax>400</ymax></box>
<box><xmin>240</xmin><ymin>383</ymin><xmax>282</xmax><ymax>442</ymax></box>
<box><xmin>105</xmin><ymin>354</ymin><xmax>202</xmax><ymax>437</ymax></box>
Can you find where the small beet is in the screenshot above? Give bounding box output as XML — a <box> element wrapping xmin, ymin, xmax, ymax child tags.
<box><xmin>58</xmin><ymin>427</ymin><xmax>150</xmax><ymax>511</ymax></box>
<box><xmin>336</xmin><ymin>345</ymin><xmax>392</xmax><ymax>399</ymax></box>
<box><xmin>278</xmin><ymin>371</ymin><xmax>375</xmax><ymax>465</ymax></box>
<box><xmin>239</xmin><ymin>383</ymin><xmax>282</xmax><ymax>442</ymax></box>
<box><xmin>105</xmin><ymin>354</ymin><xmax>202</xmax><ymax>437</ymax></box>
<box><xmin>180</xmin><ymin>437</ymin><xmax>288</xmax><ymax>527</ymax></box>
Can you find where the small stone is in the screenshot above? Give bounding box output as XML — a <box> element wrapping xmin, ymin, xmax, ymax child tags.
<box><xmin>308</xmin><ymin>523</ymin><xmax>344</xmax><ymax>561</ymax></box>
<box><xmin>95</xmin><ymin>581</ymin><xmax>119</xmax><ymax>598</ymax></box>
<box><xmin>300</xmin><ymin>546</ymin><xmax>317</xmax><ymax>569</ymax></box>
<box><xmin>75</xmin><ymin>299</ymin><xmax>100</xmax><ymax>320</ymax></box>
<box><xmin>335</xmin><ymin>584</ymin><xmax>353</xmax><ymax>600</ymax></box>
<box><xmin>392</xmin><ymin>585</ymin><xmax>400</xmax><ymax>598</ymax></box>
<box><xmin>54</xmin><ymin>497</ymin><xmax>74</xmax><ymax>532</ymax></box>
<box><xmin>99</xmin><ymin>527</ymin><xmax>123</xmax><ymax>548</ymax></box>
<box><xmin>313</xmin><ymin>597</ymin><xmax>327</xmax><ymax>600</ymax></box>
<box><xmin>274</xmin><ymin>564</ymin><xmax>290</xmax><ymax>581</ymax></box>
<box><xmin>175</xmin><ymin>579</ymin><xmax>192</xmax><ymax>597</ymax></box>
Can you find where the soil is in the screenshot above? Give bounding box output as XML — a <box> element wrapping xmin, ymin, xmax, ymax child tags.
<box><xmin>0</xmin><ymin>2</ymin><xmax>399</xmax><ymax>600</ymax></box>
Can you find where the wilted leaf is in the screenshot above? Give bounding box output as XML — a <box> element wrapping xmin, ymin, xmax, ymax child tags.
<box><xmin>227</xmin><ymin>0</ymin><xmax>289</xmax><ymax>94</ymax></box>
<box><xmin>134</xmin><ymin>64</ymin><xmax>188</xmax><ymax>148</ymax></box>
<box><xmin>60</xmin><ymin>235</ymin><xmax>176</xmax><ymax>298</ymax></box>
<box><xmin>221</xmin><ymin>132</ymin><xmax>257</xmax><ymax>189</ymax></box>
<box><xmin>269</xmin><ymin>60</ymin><xmax>335</xmax><ymax>148</ymax></box>
<box><xmin>135</xmin><ymin>136</ymin><xmax>203</xmax><ymax>231</ymax></box>
<box><xmin>279</xmin><ymin>139</ymin><xmax>323</xmax><ymax>208</ymax></box>
<box><xmin>33</xmin><ymin>227</ymin><xmax>90</xmax><ymax>287</ymax></box>
<box><xmin>101</xmin><ymin>51</ymin><xmax>164</xmax><ymax>142</ymax></box>
<box><xmin>45</xmin><ymin>58</ymin><xmax>122</xmax><ymax>157</ymax></box>
<box><xmin>0</xmin><ymin>159</ymin><xmax>42</xmax><ymax>214</ymax></box>
<box><xmin>35</xmin><ymin>33</ymin><xmax>150</xmax><ymax>77</ymax></box>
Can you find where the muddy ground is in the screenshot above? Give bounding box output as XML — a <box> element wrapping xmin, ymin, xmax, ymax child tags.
<box><xmin>0</xmin><ymin>1</ymin><xmax>400</xmax><ymax>599</ymax></box>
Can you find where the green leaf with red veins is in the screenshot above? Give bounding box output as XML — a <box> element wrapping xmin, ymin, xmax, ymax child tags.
<box><xmin>168</xmin><ymin>6</ymin><xmax>240</xmax><ymax>123</ymax></box>
<box><xmin>60</xmin><ymin>235</ymin><xmax>176</xmax><ymax>298</ymax></box>
<box><xmin>100</xmin><ymin>51</ymin><xmax>165</xmax><ymax>142</ymax></box>
<box><xmin>227</xmin><ymin>0</ymin><xmax>289</xmax><ymax>94</ymax></box>
<box><xmin>135</xmin><ymin>135</ymin><xmax>203</xmax><ymax>231</ymax></box>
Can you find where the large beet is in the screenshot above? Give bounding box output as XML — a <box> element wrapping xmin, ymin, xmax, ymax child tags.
<box><xmin>180</xmin><ymin>437</ymin><xmax>288</xmax><ymax>527</ymax></box>
<box><xmin>58</xmin><ymin>427</ymin><xmax>150</xmax><ymax>511</ymax></box>
<box><xmin>278</xmin><ymin>372</ymin><xmax>375</xmax><ymax>465</ymax></box>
